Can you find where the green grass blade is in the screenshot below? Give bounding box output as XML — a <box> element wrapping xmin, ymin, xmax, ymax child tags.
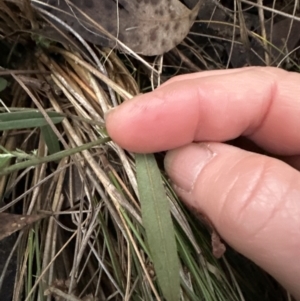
<box><xmin>0</xmin><ymin>153</ymin><xmax>13</xmax><ymax>169</ymax></box>
<box><xmin>41</xmin><ymin>125</ymin><xmax>61</xmax><ymax>154</ymax></box>
<box><xmin>0</xmin><ymin>111</ymin><xmax>64</xmax><ymax>130</ymax></box>
<box><xmin>0</xmin><ymin>77</ymin><xmax>8</xmax><ymax>92</ymax></box>
<box><xmin>0</xmin><ymin>136</ymin><xmax>111</xmax><ymax>175</ymax></box>
<box><xmin>97</xmin><ymin>211</ymin><xmax>125</xmax><ymax>289</ymax></box>
<box><xmin>136</xmin><ymin>153</ymin><xmax>180</xmax><ymax>301</ymax></box>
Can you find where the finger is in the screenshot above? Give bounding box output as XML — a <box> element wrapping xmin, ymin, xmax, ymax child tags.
<box><xmin>105</xmin><ymin>67</ymin><xmax>300</xmax><ymax>154</ymax></box>
<box><xmin>158</xmin><ymin>67</ymin><xmax>254</xmax><ymax>88</ymax></box>
<box><xmin>164</xmin><ymin>142</ymin><xmax>300</xmax><ymax>300</ymax></box>
<box><xmin>229</xmin><ymin>137</ymin><xmax>300</xmax><ymax>171</ymax></box>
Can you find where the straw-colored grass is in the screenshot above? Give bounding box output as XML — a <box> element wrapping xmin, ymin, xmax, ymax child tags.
<box><xmin>0</xmin><ymin>1</ymin><xmax>297</xmax><ymax>300</ymax></box>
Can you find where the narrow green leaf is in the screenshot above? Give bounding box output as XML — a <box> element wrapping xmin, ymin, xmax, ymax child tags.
<box><xmin>41</xmin><ymin>125</ymin><xmax>61</xmax><ymax>154</ymax></box>
<box><xmin>136</xmin><ymin>153</ymin><xmax>180</xmax><ymax>301</ymax></box>
<box><xmin>0</xmin><ymin>77</ymin><xmax>8</xmax><ymax>92</ymax></box>
<box><xmin>0</xmin><ymin>136</ymin><xmax>111</xmax><ymax>175</ymax></box>
<box><xmin>0</xmin><ymin>111</ymin><xmax>64</xmax><ymax>131</ymax></box>
<box><xmin>0</xmin><ymin>153</ymin><xmax>13</xmax><ymax>169</ymax></box>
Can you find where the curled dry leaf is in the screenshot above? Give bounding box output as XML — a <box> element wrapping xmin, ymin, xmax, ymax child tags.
<box><xmin>0</xmin><ymin>212</ymin><xmax>46</xmax><ymax>240</ymax></box>
<box><xmin>211</xmin><ymin>230</ymin><xmax>226</xmax><ymax>259</ymax></box>
<box><xmin>33</xmin><ymin>0</ymin><xmax>200</xmax><ymax>55</ymax></box>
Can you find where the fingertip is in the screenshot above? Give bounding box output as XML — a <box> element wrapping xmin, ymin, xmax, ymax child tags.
<box><xmin>106</xmin><ymin>86</ymin><xmax>200</xmax><ymax>152</ymax></box>
<box><xmin>164</xmin><ymin>143</ymin><xmax>215</xmax><ymax>193</ymax></box>
<box><xmin>105</xmin><ymin>95</ymin><xmax>149</xmax><ymax>151</ymax></box>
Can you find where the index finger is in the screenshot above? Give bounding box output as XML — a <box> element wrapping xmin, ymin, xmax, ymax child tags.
<box><xmin>106</xmin><ymin>67</ymin><xmax>300</xmax><ymax>155</ymax></box>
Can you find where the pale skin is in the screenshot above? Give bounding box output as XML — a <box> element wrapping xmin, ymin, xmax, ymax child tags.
<box><xmin>105</xmin><ymin>67</ymin><xmax>300</xmax><ymax>300</ymax></box>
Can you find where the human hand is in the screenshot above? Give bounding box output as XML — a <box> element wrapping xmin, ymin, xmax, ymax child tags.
<box><xmin>105</xmin><ymin>67</ymin><xmax>300</xmax><ymax>300</ymax></box>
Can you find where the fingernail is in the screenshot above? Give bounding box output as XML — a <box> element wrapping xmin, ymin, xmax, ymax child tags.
<box><xmin>164</xmin><ymin>143</ymin><xmax>215</xmax><ymax>193</ymax></box>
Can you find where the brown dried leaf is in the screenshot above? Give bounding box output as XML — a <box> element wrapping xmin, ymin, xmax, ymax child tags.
<box><xmin>33</xmin><ymin>0</ymin><xmax>200</xmax><ymax>55</ymax></box>
<box><xmin>0</xmin><ymin>213</ymin><xmax>45</xmax><ymax>241</ymax></box>
<box><xmin>211</xmin><ymin>230</ymin><xmax>226</xmax><ymax>259</ymax></box>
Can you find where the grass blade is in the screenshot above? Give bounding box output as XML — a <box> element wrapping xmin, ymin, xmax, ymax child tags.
<box><xmin>0</xmin><ymin>111</ymin><xmax>64</xmax><ymax>131</ymax></box>
<box><xmin>41</xmin><ymin>125</ymin><xmax>61</xmax><ymax>154</ymax></box>
<box><xmin>0</xmin><ymin>77</ymin><xmax>8</xmax><ymax>92</ymax></box>
<box><xmin>136</xmin><ymin>153</ymin><xmax>180</xmax><ymax>301</ymax></box>
<box><xmin>0</xmin><ymin>136</ymin><xmax>111</xmax><ymax>175</ymax></box>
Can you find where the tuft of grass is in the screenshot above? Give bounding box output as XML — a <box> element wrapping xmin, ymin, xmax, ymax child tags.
<box><xmin>0</xmin><ymin>1</ymin><xmax>296</xmax><ymax>301</ymax></box>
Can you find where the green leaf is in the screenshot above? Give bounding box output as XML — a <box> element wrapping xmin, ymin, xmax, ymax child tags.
<box><xmin>0</xmin><ymin>153</ymin><xmax>14</xmax><ymax>169</ymax></box>
<box><xmin>0</xmin><ymin>78</ymin><xmax>8</xmax><ymax>92</ymax></box>
<box><xmin>136</xmin><ymin>153</ymin><xmax>180</xmax><ymax>301</ymax></box>
<box><xmin>41</xmin><ymin>125</ymin><xmax>61</xmax><ymax>155</ymax></box>
<box><xmin>0</xmin><ymin>111</ymin><xmax>64</xmax><ymax>131</ymax></box>
<box><xmin>0</xmin><ymin>136</ymin><xmax>111</xmax><ymax>176</ymax></box>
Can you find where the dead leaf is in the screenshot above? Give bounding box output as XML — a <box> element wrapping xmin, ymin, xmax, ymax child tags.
<box><xmin>189</xmin><ymin>204</ymin><xmax>227</xmax><ymax>258</ymax></box>
<box><xmin>211</xmin><ymin>230</ymin><xmax>226</xmax><ymax>258</ymax></box>
<box><xmin>0</xmin><ymin>213</ymin><xmax>46</xmax><ymax>241</ymax></box>
<box><xmin>33</xmin><ymin>0</ymin><xmax>200</xmax><ymax>55</ymax></box>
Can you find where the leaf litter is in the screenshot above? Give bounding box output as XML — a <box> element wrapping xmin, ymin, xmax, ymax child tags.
<box><xmin>33</xmin><ymin>0</ymin><xmax>201</xmax><ymax>55</ymax></box>
<box><xmin>0</xmin><ymin>0</ymin><xmax>298</xmax><ymax>301</ymax></box>
<box><xmin>0</xmin><ymin>213</ymin><xmax>46</xmax><ymax>241</ymax></box>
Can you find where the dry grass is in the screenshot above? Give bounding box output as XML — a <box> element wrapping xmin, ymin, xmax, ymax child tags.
<box><xmin>0</xmin><ymin>1</ymin><xmax>298</xmax><ymax>300</ymax></box>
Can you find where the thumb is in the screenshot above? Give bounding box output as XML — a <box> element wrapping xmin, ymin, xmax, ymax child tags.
<box><xmin>164</xmin><ymin>142</ymin><xmax>300</xmax><ymax>300</ymax></box>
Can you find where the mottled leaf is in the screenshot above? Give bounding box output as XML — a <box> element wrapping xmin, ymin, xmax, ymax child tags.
<box><xmin>33</xmin><ymin>0</ymin><xmax>200</xmax><ymax>55</ymax></box>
